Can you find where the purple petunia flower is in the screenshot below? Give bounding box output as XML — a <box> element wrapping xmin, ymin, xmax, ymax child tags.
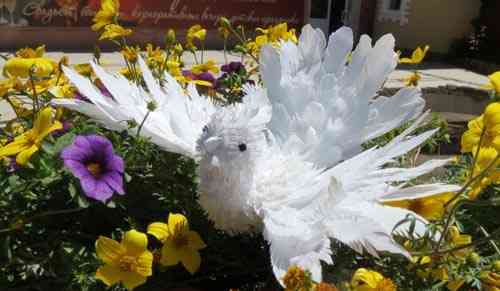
<box><xmin>221</xmin><ymin>61</ymin><xmax>244</xmax><ymax>74</ymax></box>
<box><xmin>61</xmin><ymin>135</ymin><xmax>125</xmax><ymax>202</ymax></box>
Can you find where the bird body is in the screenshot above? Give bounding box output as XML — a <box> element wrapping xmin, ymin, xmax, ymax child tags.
<box><xmin>53</xmin><ymin>25</ymin><xmax>461</xmax><ymax>283</ymax></box>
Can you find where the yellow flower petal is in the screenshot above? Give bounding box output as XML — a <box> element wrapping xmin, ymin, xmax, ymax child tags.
<box><xmin>187</xmin><ymin>231</ymin><xmax>206</xmax><ymax>250</ymax></box>
<box><xmin>99</xmin><ymin>24</ymin><xmax>133</xmax><ymax>41</ymax></box>
<box><xmin>351</xmin><ymin>268</ymin><xmax>384</xmax><ymax>288</ymax></box>
<box><xmin>33</xmin><ymin>108</ymin><xmax>62</xmax><ymax>141</ymax></box>
<box><xmin>447</xmin><ymin>279</ymin><xmax>465</xmax><ymax>291</ymax></box>
<box><xmin>488</xmin><ymin>71</ymin><xmax>500</xmax><ymax>94</ymax></box>
<box><xmin>168</xmin><ymin>213</ymin><xmax>189</xmax><ymax>235</ymax></box>
<box><xmin>147</xmin><ymin>222</ymin><xmax>169</xmax><ymax>242</ymax></box>
<box><xmin>122</xmin><ymin>230</ymin><xmax>148</xmax><ymax>256</ymax></box>
<box><xmin>4</xmin><ymin>57</ymin><xmax>55</xmax><ymax>78</ymax></box>
<box><xmin>96</xmin><ymin>236</ymin><xmax>125</xmax><ymax>265</ymax></box>
<box><xmin>0</xmin><ymin>138</ymin><xmax>30</xmax><ymax>158</ymax></box>
<box><xmin>16</xmin><ymin>145</ymin><xmax>39</xmax><ymax>165</ymax></box>
<box><xmin>135</xmin><ymin>251</ymin><xmax>153</xmax><ymax>277</ymax></box>
<box><xmin>96</xmin><ymin>264</ymin><xmax>123</xmax><ymax>287</ymax></box>
<box><xmin>160</xmin><ymin>240</ymin><xmax>182</xmax><ymax>266</ymax></box>
<box><xmin>179</xmin><ymin>249</ymin><xmax>202</xmax><ymax>274</ymax></box>
<box><xmin>121</xmin><ymin>272</ymin><xmax>148</xmax><ymax>290</ymax></box>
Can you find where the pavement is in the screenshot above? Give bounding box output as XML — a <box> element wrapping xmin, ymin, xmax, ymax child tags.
<box><xmin>0</xmin><ymin>50</ymin><xmax>492</xmax><ymax>123</ymax></box>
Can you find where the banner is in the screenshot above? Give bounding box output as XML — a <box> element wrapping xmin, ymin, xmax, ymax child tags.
<box><xmin>0</xmin><ymin>0</ymin><xmax>305</xmax><ymax>28</ymax></box>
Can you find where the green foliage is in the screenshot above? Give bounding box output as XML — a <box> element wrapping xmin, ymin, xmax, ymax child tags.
<box><xmin>364</xmin><ymin>112</ymin><xmax>451</xmax><ymax>154</ymax></box>
<box><xmin>0</xmin><ymin>117</ymin><xmax>274</xmax><ymax>291</ymax></box>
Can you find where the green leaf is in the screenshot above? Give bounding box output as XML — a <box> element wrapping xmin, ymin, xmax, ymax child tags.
<box><xmin>77</xmin><ymin>195</ymin><xmax>90</xmax><ymax>208</ymax></box>
<box><xmin>52</xmin><ymin>133</ymin><xmax>76</xmax><ymax>154</ymax></box>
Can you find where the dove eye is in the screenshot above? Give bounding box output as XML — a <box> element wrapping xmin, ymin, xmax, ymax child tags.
<box><xmin>238</xmin><ymin>143</ymin><xmax>247</xmax><ymax>152</ymax></box>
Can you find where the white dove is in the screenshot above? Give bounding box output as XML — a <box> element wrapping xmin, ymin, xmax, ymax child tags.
<box><xmin>53</xmin><ymin>25</ymin><xmax>459</xmax><ymax>283</ymax></box>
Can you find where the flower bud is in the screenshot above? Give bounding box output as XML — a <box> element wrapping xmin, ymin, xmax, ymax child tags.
<box><xmin>165</xmin><ymin>29</ymin><xmax>176</xmax><ymax>46</ymax></box>
<box><xmin>494</xmin><ymin>260</ymin><xmax>500</xmax><ymax>272</ymax></box>
<box><xmin>467</xmin><ymin>252</ymin><xmax>481</xmax><ymax>265</ymax></box>
<box><xmin>218</xmin><ymin>17</ymin><xmax>231</xmax><ymax>29</ymax></box>
<box><xmin>147</xmin><ymin>101</ymin><xmax>157</xmax><ymax>112</ymax></box>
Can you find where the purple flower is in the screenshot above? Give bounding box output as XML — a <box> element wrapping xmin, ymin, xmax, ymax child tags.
<box><xmin>182</xmin><ymin>70</ymin><xmax>216</xmax><ymax>87</ymax></box>
<box><xmin>221</xmin><ymin>62</ymin><xmax>244</xmax><ymax>74</ymax></box>
<box><xmin>61</xmin><ymin>135</ymin><xmax>125</xmax><ymax>202</ymax></box>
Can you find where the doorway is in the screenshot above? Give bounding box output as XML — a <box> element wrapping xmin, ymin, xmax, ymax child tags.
<box><xmin>329</xmin><ymin>0</ymin><xmax>347</xmax><ymax>32</ymax></box>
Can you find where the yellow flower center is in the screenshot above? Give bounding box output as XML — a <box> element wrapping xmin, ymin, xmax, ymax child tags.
<box><xmin>118</xmin><ymin>256</ymin><xmax>137</xmax><ymax>272</ymax></box>
<box><xmin>173</xmin><ymin>234</ymin><xmax>189</xmax><ymax>248</ymax></box>
<box><xmin>86</xmin><ymin>163</ymin><xmax>102</xmax><ymax>177</ymax></box>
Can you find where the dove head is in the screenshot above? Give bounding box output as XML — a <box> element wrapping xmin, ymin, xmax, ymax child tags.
<box><xmin>196</xmin><ymin>88</ymin><xmax>272</xmax><ymax>232</ymax></box>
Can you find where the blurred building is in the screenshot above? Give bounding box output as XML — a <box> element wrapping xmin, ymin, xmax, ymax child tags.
<box><xmin>309</xmin><ymin>0</ymin><xmax>482</xmax><ymax>54</ymax></box>
<box><xmin>0</xmin><ymin>0</ymin><xmax>483</xmax><ymax>54</ymax></box>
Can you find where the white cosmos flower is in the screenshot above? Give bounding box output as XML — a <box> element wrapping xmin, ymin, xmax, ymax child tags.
<box><xmin>53</xmin><ymin>25</ymin><xmax>459</xmax><ymax>284</ymax></box>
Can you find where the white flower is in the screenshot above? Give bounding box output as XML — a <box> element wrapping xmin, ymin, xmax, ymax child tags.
<box><xmin>53</xmin><ymin>25</ymin><xmax>459</xmax><ymax>285</ymax></box>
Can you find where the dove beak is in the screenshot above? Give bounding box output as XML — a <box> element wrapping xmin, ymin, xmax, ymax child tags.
<box><xmin>204</xmin><ymin>136</ymin><xmax>222</xmax><ymax>153</ymax></box>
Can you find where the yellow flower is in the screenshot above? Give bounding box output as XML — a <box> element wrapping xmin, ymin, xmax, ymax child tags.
<box><xmin>468</xmin><ymin>147</ymin><xmax>500</xmax><ymax>199</ymax></box>
<box><xmin>350</xmin><ymin>268</ymin><xmax>397</xmax><ymax>291</ymax></box>
<box><xmin>95</xmin><ymin>230</ymin><xmax>153</xmax><ymax>290</ymax></box>
<box><xmin>484</xmin><ymin>102</ymin><xmax>500</xmax><ymax>132</ymax></box>
<box><xmin>447</xmin><ymin>226</ymin><xmax>472</xmax><ymax>246</ymax></box>
<box><xmin>49</xmin><ymin>82</ymin><xmax>76</xmax><ymax>98</ymax></box>
<box><xmin>461</xmin><ymin>111</ymin><xmax>500</xmax><ymax>153</ymax></box>
<box><xmin>403</xmin><ymin>72</ymin><xmax>421</xmax><ymax>87</ymax></box>
<box><xmin>431</xmin><ymin>266</ymin><xmax>449</xmax><ymax>282</ymax></box>
<box><xmin>384</xmin><ymin>192</ymin><xmax>455</xmax><ymax>220</ymax></box>
<box><xmin>447</xmin><ymin>279</ymin><xmax>465</xmax><ymax>291</ymax></box>
<box><xmin>73</xmin><ymin>63</ymin><xmax>93</xmax><ymax>78</ymax></box>
<box><xmin>190</xmin><ymin>60</ymin><xmax>220</xmax><ymax>74</ymax></box>
<box><xmin>99</xmin><ymin>24</ymin><xmax>132</xmax><ymax>41</ymax></box>
<box><xmin>92</xmin><ymin>0</ymin><xmax>119</xmax><ymax>31</ymax></box>
<box><xmin>119</xmin><ymin>67</ymin><xmax>141</xmax><ymax>80</ymax></box>
<box><xmin>121</xmin><ymin>45</ymin><xmax>141</xmax><ymax>63</ymax></box>
<box><xmin>247</xmin><ymin>23</ymin><xmax>298</xmax><ymax>56</ymax></box>
<box><xmin>484</xmin><ymin>71</ymin><xmax>500</xmax><ymax>95</ymax></box>
<box><xmin>145</xmin><ymin>43</ymin><xmax>166</xmax><ymax>67</ymax></box>
<box><xmin>481</xmin><ymin>271</ymin><xmax>500</xmax><ymax>291</ymax></box>
<box><xmin>0</xmin><ymin>107</ymin><xmax>62</xmax><ymax>165</ymax></box>
<box><xmin>256</xmin><ymin>23</ymin><xmax>298</xmax><ymax>43</ymax></box>
<box><xmin>0</xmin><ymin>77</ymin><xmax>20</xmax><ymax>97</ymax></box>
<box><xmin>399</xmin><ymin>45</ymin><xmax>430</xmax><ymax>64</ymax></box>
<box><xmin>186</xmin><ymin>25</ymin><xmax>207</xmax><ymax>51</ymax></box>
<box><xmin>15</xmin><ymin>45</ymin><xmax>46</xmax><ymax>58</ymax></box>
<box><xmin>147</xmin><ymin>213</ymin><xmax>206</xmax><ymax>274</ymax></box>
<box><xmin>4</xmin><ymin>57</ymin><xmax>55</xmax><ymax>78</ymax></box>
<box><xmin>187</xmin><ymin>24</ymin><xmax>207</xmax><ymax>41</ymax></box>
<box><xmin>173</xmin><ymin>43</ymin><xmax>184</xmax><ymax>56</ymax></box>
<box><xmin>282</xmin><ymin>265</ymin><xmax>314</xmax><ymax>291</ymax></box>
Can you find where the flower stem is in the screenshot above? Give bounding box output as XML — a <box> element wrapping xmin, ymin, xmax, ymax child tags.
<box><xmin>436</xmin><ymin>154</ymin><xmax>500</xmax><ymax>252</ymax></box>
<box><xmin>136</xmin><ymin>110</ymin><xmax>151</xmax><ymax>138</ymax></box>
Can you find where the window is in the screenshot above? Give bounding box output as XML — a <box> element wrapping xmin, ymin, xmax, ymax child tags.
<box><xmin>377</xmin><ymin>0</ymin><xmax>410</xmax><ymax>25</ymax></box>
<box><xmin>389</xmin><ymin>0</ymin><xmax>402</xmax><ymax>10</ymax></box>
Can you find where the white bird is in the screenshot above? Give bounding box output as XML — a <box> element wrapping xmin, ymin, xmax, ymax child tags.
<box><xmin>53</xmin><ymin>25</ymin><xmax>459</xmax><ymax>283</ymax></box>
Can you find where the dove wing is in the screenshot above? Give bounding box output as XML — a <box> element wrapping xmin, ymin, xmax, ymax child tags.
<box><xmin>52</xmin><ymin>57</ymin><xmax>219</xmax><ymax>159</ymax></box>
<box><xmin>260</xmin><ymin>25</ymin><xmax>425</xmax><ymax>168</ymax></box>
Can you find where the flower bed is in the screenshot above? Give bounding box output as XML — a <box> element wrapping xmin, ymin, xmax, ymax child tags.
<box><xmin>2</xmin><ymin>1</ymin><xmax>500</xmax><ymax>290</ymax></box>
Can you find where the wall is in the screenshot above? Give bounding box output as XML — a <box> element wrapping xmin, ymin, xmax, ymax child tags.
<box><xmin>372</xmin><ymin>0</ymin><xmax>481</xmax><ymax>54</ymax></box>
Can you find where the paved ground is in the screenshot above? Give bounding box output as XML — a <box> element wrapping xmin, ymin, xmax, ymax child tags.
<box><xmin>0</xmin><ymin>50</ymin><xmax>492</xmax><ymax>122</ymax></box>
